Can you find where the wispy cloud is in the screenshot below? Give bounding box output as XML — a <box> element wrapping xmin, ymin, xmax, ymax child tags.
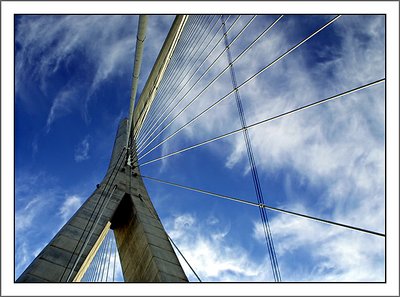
<box><xmin>15</xmin><ymin>15</ymin><xmax>173</xmax><ymax>129</ymax></box>
<box><xmin>46</xmin><ymin>87</ymin><xmax>77</xmax><ymax>132</ymax></box>
<box><xmin>164</xmin><ymin>15</ymin><xmax>383</xmax><ymax>223</ymax></box>
<box><xmin>15</xmin><ymin>242</ymin><xmax>31</xmax><ymax>277</ymax></box>
<box><xmin>58</xmin><ymin>195</ymin><xmax>82</xmax><ymax>222</ymax></box>
<box><xmin>15</xmin><ymin>172</ymin><xmax>58</xmax><ymax>278</ymax></box>
<box><xmin>15</xmin><ymin>170</ymin><xmax>84</xmax><ymax>278</ymax></box>
<box><xmin>222</xmin><ymin>16</ymin><xmax>385</xmax><ymax>233</ymax></box>
<box><xmin>150</xmin><ymin>15</ymin><xmax>385</xmax><ymax>281</ymax></box>
<box><xmin>253</xmin><ymin>211</ymin><xmax>385</xmax><ymax>281</ymax></box>
<box><xmin>74</xmin><ymin>135</ymin><xmax>91</xmax><ymax>162</ymax></box>
<box><xmin>14</xmin><ymin>14</ymin><xmax>385</xmax><ymax>283</ymax></box>
<box><xmin>15</xmin><ymin>172</ymin><xmax>57</xmax><ymax>231</ymax></box>
<box><xmin>15</xmin><ymin>197</ymin><xmax>43</xmax><ymax>232</ymax></box>
<box><xmin>165</xmin><ymin>213</ymin><xmax>272</xmax><ymax>281</ymax></box>
<box><xmin>16</xmin><ymin>16</ymin><xmax>134</xmax><ymax>128</ymax></box>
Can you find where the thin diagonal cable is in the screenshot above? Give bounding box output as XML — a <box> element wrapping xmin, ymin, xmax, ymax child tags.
<box><xmin>93</xmin><ymin>248</ymin><xmax>103</xmax><ymax>282</ymax></box>
<box><xmin>138</xmin><ymin>78</ymin><xmax>385</xmax><ymax>167</ymax></box>
<box><xmin>135</xmin><ymin>15</ymin><xmax>207</xmax><ymax>141</ymax></box>
<box><xmin>139</xmin><ymin>16</ymin><xmax>218</xmax><ymax>141</ymax></box>
<box><xmin>66</xmin><ymin>145</ymin><xmax>127</xmax><ymax>282</ymax></box>
<box><xmin>146</xmin><ymin>15</ymin><xmax>217</xmax><ymax>118</ymax></box>
<box><xmin>91</xmin><ymin>251</ymin><xmax>101</xmax><ymax>282</ymax></box>
<box><xmin>168</xmin><ymin>235</ymin><xmax>202</xmax><ymax>282</ymax></box>
<box><xmin>88</xmin><ymin>246</ymin><xmax>97</xmax><ymax>282</ymax></box>
<box><xmin>135</xmin><ymin>14</ymin><xmax>258</xmax><ymax>153</ymax></box>
<box><xmin>100</xmin><ymin>237</ymin><xmax>107</xmax><ymax>282</ymax></box>
<box><xmin>140</xmin><ymin>15</ymin><xmax>207</xmax><ymax>132</ymax></box>
<box><xmin>139</xmin><ymin>15</ymin><xmax>225</xmax><ymax>137</ymax></box>
<box><xmin>137</xmin><ymin>14</ymin><xmax>340</xmax><ymax>160</ymax></box>
<box><xmin>66</xmin><ymin>183</ymin><xmax>118</xmax><ymax>282</ymax></box>
<box><xmin>88</xmin><ymin>252</ymin><xmax>98</xmax><ymax>282</ymax></box>
<box><xmin>100</xmin><ymin>231</ymin><xmax>111</xmax><ymax>282</ymax></box>
<box><xmin>85</xmin><ymin>257</ymin><xmax>94</xmax><ymax>282</ymax></box>
<box><xmin>112</xmin><ymin>232</ymin><xmax>117</xmax><ymax>282</ymax></box>
<box><xmin>60</xmin><ymin>146</ymin><xmax>126</xmax><ymax>282</ymax></box>
<box><xmin>88</xmin><ymin>259</ymin><xmax>95</xmax><ymax>282</ymax></box>
<box><xmin>135</xmin><ymin>14</ymin><xmax>255</xmax><ymax>152</ymax></box>
<box><xmin>104</xmin><ymin>231</ymin><xmax>112</xmax><ymax>282</ymax></box>
<box><xmin>143</xmin><ymin>16</ymin><xmax>206</xmax><ymax>125</ymax></box>
<box><xmin>135</xmin><ymin>15</ymin><xmax>282</xmax><ymax>158</ymax></box>
<box><xmin>101</xmin><ymin>233</ymin><xmax>110</xmax><ymax>282</ymax></box>
<box><xmin>96</xmin><ymin>238</ymin><xmax>105</xmax><ymax>282</ymax></box>
<box><xmin>64</xmin><ymin>146</ymin><xmax>125</xmax><ymax>282</ymax></box>
<box><xmin>222</xmin><ymin>15</ymin><xmax>280</xmax><ymax>282</ymax></box>
<box><xmin>94</xmin><ymin>236</ymin><xmax>106</xmax><ymax>282</ymax></box>
<box><xmin>137</xmin><ymin>15</ymin><xmax>336</xmax><ymax>161</ymax></box>
<box><xmin>135</xmin><ymin>15</ymin><xmax>240</xmax><ymax>145</ymax></box>
<box><xmin>136</xmin><ymin>15</ymin><xmax>198</xmax><ymax>139</ymax></box>
<box><xmin>96</xmin><ymin>237</ymin><xmax>107</xmax><ymax>282</ymax></box>
<box><xmin>140</xmin><ymin>175</ymin><xmax>385</xmax><ymax>238</ymax></box>
<box><xmin>136</xmin><ymin>184</ymin><xmax>202</xmax><ymax>282</ymax></box>
<box><xmin>83</xmin><ymin>270</ymin><xmax>88</xmax><ymax>282</ymax></box>
<box><xmin>136</xmin><ymin>15</ymin><xmax>234</xmax><ymax>146</ymax></box>
<box><xmin>135</xmin><ymin>15</ymin><xmax>250</xmax><ymax>152</ymax></box>
<box><xmin>137</xmin><ymin>15</ymin><xmax>224</xmax><ymax>143</ymax></box>
<box><xmin>132</xmin><ymin>15</ymin><xmax>202</xmax><ymax>142</ymax></box>
<box><xmin>65</xmin><ymin>150</ymin><xmax>125</xmax><ymax>282</ymax></box>
<box><xmin>135</xmin><ymin>15</ymin><xmax>238</xmax><ymax>146</ymax></box>
<box><xmin>105</xmin><ymin>232</ymin><xmax>112</xmax><ymax>281</ymax></box>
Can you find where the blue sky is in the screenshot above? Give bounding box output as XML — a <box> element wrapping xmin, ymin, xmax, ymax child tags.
<box><xmin>14</xmin><ymin>14</ymin><xmax>385</xmax><ymax>283</ymax></box>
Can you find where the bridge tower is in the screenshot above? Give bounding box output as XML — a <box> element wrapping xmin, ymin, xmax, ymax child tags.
<box><xmin>16</xmin><ymin>15</ymin><xmax>189</xmax><ymax>283</ymax></box>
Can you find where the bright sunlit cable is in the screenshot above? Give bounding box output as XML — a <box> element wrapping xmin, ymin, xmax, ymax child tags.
<box><xmin>138</xmin><ymin>78</ymin><xmax>385</xmax><ymax>167</ymax></box>
<box><xmin>135</xmin><ymin>15</ymin><xmax>241</xmax><ymax>148</ymax></box>
<box><xmin>135</xmin><ymin>15</ymin><xmax>260</xmax><ymax>154</ymax></box>
<box><xmin>140</xmin><ymin>175</ymin><xmax>385</xmax><ymax>238</ymax></box>
<box><xmin>137</xmin><ymin>16</ymin><xmax>222</xmax><ymax>143</ymax></box>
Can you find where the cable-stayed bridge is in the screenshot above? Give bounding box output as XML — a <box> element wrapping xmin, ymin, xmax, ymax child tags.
<box><xmin>16</xmin><ymin>14</ymin><xmax>385</xmax><ymax>283</ymax></box>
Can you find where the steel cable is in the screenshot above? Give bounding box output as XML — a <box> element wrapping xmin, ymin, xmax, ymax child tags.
<box><xmin>136</xmin><ymin>15</ymin><xmax>334</xmax><ymax>161</ymax></box>
<box><xmin>135</xmin><ymin>15</ymin><xmax>239</xmax><ymax>145</ymax></box>
<box><xmin>134</xmin><ymin>15</ymin><xmax>206</xmax><ymax>141</ymax></box>
<box><xmin>136</xmin><ymin>15</ymin><xmax>241</xmax><ymax>151</ymax></box>
<box><xmin>136</xmin><ymin>15</ymin><xmax>284</xmax><ymax>159</ymax></box>
<box><xmin>221</xmin><ymin>15</ymin><xmax>280</xmax><ymax>281</ymax></box>
<box><xmin>135</xmin><ymin>15</ymin><xmax>249</xmax><ymax>153</ymax></box>
<box><xmin>137</xmin><ymin>15</ymin><xmax>224</xmax><ymax>144</ymax></box>
<box><xmin>63</xmin><ymin>146</ymin><xmax>127</xmax><ymax>282</ymax></box>
<box><xmin>137</xmin><ymin>181</ymin><xmax>202</xmax><ymax>282</ymax></box>
<box><xmin>140</xmin><ymin>175</ymin><xmax>385</xmax><ymax>238</ymax></box>
<box><xmin>139</xmin><ymin>15</ymin><xmax>206</xmax><ymax>131</ymax></box>
<box><xmin>138</xmin><ymin>78</ymin><xmax>385</xmax><ymax>167</ymax></box>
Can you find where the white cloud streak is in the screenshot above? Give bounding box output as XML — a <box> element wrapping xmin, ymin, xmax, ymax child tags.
<box><xmin>46</xmin><ymin>87</ymin><xmax>77</xmax><ymax>132</ymax></box>
<box><xmin>58</xmin><ymin>195</ymin><xmax>82</xmax><ymax>222</ymax></box>
<box><xmin>253</xmin><ymin>211</ymin><xmax>385</xmax><ymax>281</ymax></box>
<box><xmin>74</xmin><ymin>135</ymin><xmax>91</xmax><ymax>162</ymax></box>
<box><xmin>165</xmin><ymin>213</ymin><xmax>272</xmax><ymax>281</ymax></box>
<box><xmin>15</xmin><ymin>15</ymin><xmax>385</xmax><ymax>282</ymax></box>
<box><xmin>153</xmin><ymin>15</ymin><xmax>385</xmax><ymax>281</ymax></box>
<box><xmin>15</xmin><ymin>172</ymin><xmax>59</xmax><ymax>278</ymax></box>
<box><xmin>15</xmin><ymin>198</ymin><xmax>43</xmax><ymax>232</ymax></box>
<box><xmin>16</xmin><ymin>15</ymin><xmax>138</xmax><ymax>128</ymax></box>
<box><xmin>14</xmin><ymin>170</ymin><xmax>85</xmax><ymax>278</ymax></box>
<box><xmin>16</xmin><ymin>15</ymin><xmax>173</xmax><ymax>129</ymax></box>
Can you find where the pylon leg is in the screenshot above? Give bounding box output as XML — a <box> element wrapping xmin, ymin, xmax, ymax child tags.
<box><xmin>16</xmin><ymin>119</ymin><xmax>187</xmax><ymax>282</ymax></box>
